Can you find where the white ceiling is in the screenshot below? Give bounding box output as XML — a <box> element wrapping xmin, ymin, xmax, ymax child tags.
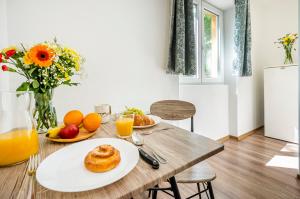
<box><xmin>205</xmin><ymin>0</ymin><xmax>234</xmax><ymax>10</ymax></box>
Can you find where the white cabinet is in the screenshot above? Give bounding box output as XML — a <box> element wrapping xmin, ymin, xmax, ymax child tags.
<box><xmin>264</xmin><ymin>65</ymin><xmax>298</xmax><ymax>143</ymax></box>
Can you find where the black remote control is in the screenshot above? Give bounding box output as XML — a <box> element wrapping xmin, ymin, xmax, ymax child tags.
<box><xmin>138</xmin><ymin>148</ymin><xmax>159</xmax><ymax>169</ymax></box>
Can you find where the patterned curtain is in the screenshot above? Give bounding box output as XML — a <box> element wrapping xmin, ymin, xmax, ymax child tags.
<box><xmin>233</xmin><ymin>0</ymin><xmax>252</xmax><ymax>76</ymax></box>
<box><xmin>167</xmin><ymin>0</ymin><xmax>197</xmax><ymax>75</ymax></box>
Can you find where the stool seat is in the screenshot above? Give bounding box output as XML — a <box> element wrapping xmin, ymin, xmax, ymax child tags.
<box><xmin>176</xmin><ymin>162</ymin><xmax>216</xmax><ymax>183</ymax></box>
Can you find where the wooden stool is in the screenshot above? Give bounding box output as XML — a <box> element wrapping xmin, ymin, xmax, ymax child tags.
<box><xmin>148</xmin><ymin>100</ymin><xmax>216</xmax><ymax>199</ymax></box>
<box><xmin>176</xmin><ymin>162</ymin><xmax>216</xmax><ymax>199</ymax></box>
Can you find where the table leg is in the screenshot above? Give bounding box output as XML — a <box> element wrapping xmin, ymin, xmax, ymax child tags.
<box><xmin>169</xmin><ymin>176</ymin><xmax>181</xmax><ymax>199</ymax></box>
<box><xmin>151</xmin><ymin>185</ymin><xmax>158</xmax><ymax>199</ymax></box>
<box><xmin>207</xmin><ymin>182</ymin><xmax>215</xmax><ymax>199</ymax></box>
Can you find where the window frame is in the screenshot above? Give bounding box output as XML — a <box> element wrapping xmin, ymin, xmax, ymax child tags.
<box><xmin>180</xmin><ymin>0</ymin><xmax>224</xmax><ymax>85</ymax></box>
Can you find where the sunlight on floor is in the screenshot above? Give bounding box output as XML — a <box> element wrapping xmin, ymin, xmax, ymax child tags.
<box><xmin>266</xmin><ymin>155</ymin><xmax>299</xmax><ymax>169</ymax></box>
<box><xmin>280</xmin><ymin>143</ymin><xmax>299</xmax><ymax>153</ymax></box>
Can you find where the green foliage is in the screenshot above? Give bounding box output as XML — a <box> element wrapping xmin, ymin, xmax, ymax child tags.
<box><xmin>16</xmin><ymin>82</ymin><xmax>30</xmax><ymax>91</ymax></box>
<box><xmin>32</xmin><ymin>80</ymin><xmax>39</xmax><ymax>89</ymax></box>
<box><xmin>203</xmin><ymin>13</ymin><xmax>212</xmax><ymax>75</ymax></box>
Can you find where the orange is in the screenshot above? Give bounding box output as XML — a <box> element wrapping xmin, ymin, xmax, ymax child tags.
<box><xmin>83</xmin><ymin>113</ymin><xmax>101</xmax><ymax>132</ymax></box>
<box><xmin>63</xmin><ymin>110</ymin><xmax>84</xmax><ymax>126</ymax></box>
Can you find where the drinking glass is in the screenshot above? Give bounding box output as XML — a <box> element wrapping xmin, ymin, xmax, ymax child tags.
<box><xmin>0</xmin><ymin>91</ymin><xmax>39</xmax><ymax>166</ymax></box>
<box><xmin>115</xmin><ymin>114</ymin><xmax>134</xmax><ymax>138</ymax></box>
<box><xmin>95</xmin><ymin>104</ymin><xmax>111</xmax><ymax>123</ymax></box>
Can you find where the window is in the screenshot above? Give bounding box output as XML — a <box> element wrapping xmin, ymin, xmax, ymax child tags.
<box><xmin>180</xmin><ymin>1</ymin><xmax>224</xmax><ymax>84</ymax></box>
<box><xmin>203</xmin><ymin>9</ymin><xmax>219</xmax><ymax>79</ymax></box>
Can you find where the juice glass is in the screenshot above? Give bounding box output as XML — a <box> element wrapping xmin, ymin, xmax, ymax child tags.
<box><xmin>0</xmin><ymin>91</ymin><xmax>39</xmax><ymax>166</ymax></box>
<box><xmin>115</xmin><ymin>114</ymin><xmax>134</xmax><ymax>138</ymax></box>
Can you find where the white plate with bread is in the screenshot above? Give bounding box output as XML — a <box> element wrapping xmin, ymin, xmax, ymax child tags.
<box><xmin>36</xmin><ymin>138</ymin><xmax>139</xmax><ymax>192</ymax></box>
<box><xmin>133</xmin><ymin>115</ymin><xmax>161</xmax><ymax>129</ymax></box>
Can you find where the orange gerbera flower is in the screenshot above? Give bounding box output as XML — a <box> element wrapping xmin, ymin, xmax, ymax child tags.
<box><xmin>28</xmin><ymin>44</ymin><xmax>55</xmax><ymax>67</ymax></box>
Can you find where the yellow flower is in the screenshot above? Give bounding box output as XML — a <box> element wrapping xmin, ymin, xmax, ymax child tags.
<box><xmin>75</xmin><ymin>63</ymin><xmax>80</xmax><ymax>71</ymax></box>
<box><xmin>23</xmin><ymin>52</ymin><xmax>33</xmax><ymax>65</ymax></box>
<box><xmin>284</xmin><ymin>37</ymin><xmax>289</xmax><ymax>42</ymax></box>
<box><xmin>65</xmin><ymin>73</ymin><xmax>70</xmax><ymax>81</ymax></box>
<box><xmin>28</xmin><ymin>44</ymin><xmax>55</xmax><ymax>67</ymax></box>
<box><xmin>63</xmin><ymin>47</ymin><xmax>81</xmax><ymax>71</ymax></box>
<box><xmin>52</xmin><ymin>45</ymin><xmax>63</xmax><ymax>55</ymax></box>
<box><xmin>55</xmin><ymin>63</ymin><xmax>65</xmax><ymax>72</ymax></box>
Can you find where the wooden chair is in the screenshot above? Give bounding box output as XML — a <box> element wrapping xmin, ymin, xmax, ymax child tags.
<box><xmin>149</xmin><ymin>100</ymin><xmax>216</xmax><ymax>199</ymax></box>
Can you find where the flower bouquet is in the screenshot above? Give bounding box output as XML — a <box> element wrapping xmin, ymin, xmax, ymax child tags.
<box><xmin>0</xmin><ymin>39</ymin><xmax>84</xmax><ymax>132</ymax></box>
<box><xmin>275</xmin><ymin>33</ymin><xmax>298</xmax><ymax>64</ymax></box>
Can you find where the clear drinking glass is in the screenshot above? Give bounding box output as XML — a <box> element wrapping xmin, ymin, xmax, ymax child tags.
<box><xmin>115</xmin><ymin>114</ymin><xmax>134</xmax><ymax>138</ymax></box>
<box><xmin>0</xmin><ymin>91</ymin><xmax>39</xmax><ymax>166</ymax></box>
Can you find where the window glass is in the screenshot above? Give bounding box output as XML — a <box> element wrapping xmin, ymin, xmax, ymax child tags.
<box><xmin>203</xmin><ymin>9</ymin><xmax>219</xmax><ymax>79</ymax></box>
<box><xmin>193</xmin><ymin>3</ymin><xmax>199</xmax><ymax>78</ymax></box>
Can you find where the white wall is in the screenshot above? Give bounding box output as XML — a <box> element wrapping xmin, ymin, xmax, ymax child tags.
<box><xmin>223</xmin><ymin>0</ymin><xmax>298</xmax><ymax>136</ymax></box>
<box><xmin>5</xmin><ymin>0</ymin><xmax>179</xmax><ymax>120</ymax></box>
<box><xmin>179</xmin><ymin>85</ymin><xmax>229</xmax><ymax>140</ymax></box>
<box><xmin>224</xmin><ymin>7</ymin><xmax>238</xmax><ymax>136</ymax></box>
<box><xmin>0</xmin><ymin>0</ymin><xmax>9</xmax><ymax>90</ymax></box>
<box><xmin>0</xmin><ymin>0</ymin><xmax>7</xmax><ymax>49</ymax></box>
<box><xmin>251</xmin><ymin>0</ymin><xmax>298</xmax><ymax>67</ymax></box>
<box><xmin>236</xmin><ymin>76</ymin><xmax>262</xmax><ymax>135</ymax></box>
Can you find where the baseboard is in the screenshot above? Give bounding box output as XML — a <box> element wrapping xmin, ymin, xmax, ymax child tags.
<box><xmin>217</xmin><ymin>126</ymin><xmax>264</xmax><ymax>143</ymax></box>
<box><xmin>228</xmin><ymin>135</ymin><xmax>239</xmax><ymax>140</ymax></box>
<box><xmin>229</xmin><ymin>126</ymin><xmax>264</xmax><ymax>141</ymax></box>
<box><xmin>217</xmin><ymin>135</ymin><xmax>230</xmax><ymax>143</ymax></box>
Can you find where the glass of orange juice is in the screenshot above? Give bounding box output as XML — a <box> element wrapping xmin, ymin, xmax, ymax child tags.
<box><xmin>0</xmin><ymin>91</ymin><xmax>39</xmax><ymax>166</ymax></box>
<box><xmin>115</xmin><ymin>114</ymin><xmax>134</xmax><ymax>138</ymax></box>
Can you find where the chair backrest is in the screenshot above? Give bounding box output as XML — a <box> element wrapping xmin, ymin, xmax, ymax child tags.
<box><xmin>150</xmin><ymin>100</ymin><xmax>196</xmax><ymax>121</ymax></box>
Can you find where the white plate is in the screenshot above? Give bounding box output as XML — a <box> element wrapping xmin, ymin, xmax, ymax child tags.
<box><xmin>36</xmin><ymin>138</ymin><xmax>139</xmax><ymax>192</ymax></box>
<box><xmin>133</xmin><ymin>115</ymin><xmax>161</xmax><ymax>129</ymax></box>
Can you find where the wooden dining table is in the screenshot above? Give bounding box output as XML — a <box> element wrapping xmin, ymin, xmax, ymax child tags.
<box><xmin>0</xmin><ymin>122</ymin><xmax>223</xmax><ymax>199</ymax></box>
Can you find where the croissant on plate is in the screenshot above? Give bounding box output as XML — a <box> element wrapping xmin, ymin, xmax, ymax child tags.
<box><xmin>134</xmin><ymin>115</ymin><xmax>155</xmax><ymax>126</ymax></box>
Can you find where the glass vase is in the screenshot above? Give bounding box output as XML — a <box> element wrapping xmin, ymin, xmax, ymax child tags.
<box><xmin>0</xmin><ymin>91</ymin><xmax>39</xmax><ymax>166</ymax></box>
<box><xmin>34</xmin><ymin>89</ymin><xmax>57</xmax><ymax>133</ymax></box>
<box><xmin>284</xmin><ymin>46</ymin><xmax>293</xmax><ymax>64</ymax></box>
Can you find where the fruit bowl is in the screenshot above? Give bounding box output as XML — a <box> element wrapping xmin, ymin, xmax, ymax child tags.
<box><xmin>46</xmin><ymin>128</ymin><xmax>97</xmax><ymax>143</ymax></box>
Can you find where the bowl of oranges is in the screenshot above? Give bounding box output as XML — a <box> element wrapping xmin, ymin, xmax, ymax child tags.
<box><xmin>46</xmin><ymin>110</ymin><xmax>102</xmax><ymax>143</ymax></box>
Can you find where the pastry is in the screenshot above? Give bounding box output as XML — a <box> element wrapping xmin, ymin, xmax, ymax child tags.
<box><xmin>84</xmin><ymin>145</ymin><xmax>121</xmax><ymax>172</ymax></box>
<box><xmin>134</xmin><ymin>115</ymin><xmax>155</xmax><ymax>126</ymax></box>
<box><xmin>134</xmin><ymin>115</ymin><xmax>144</xmax><ymax>126</ymax></box>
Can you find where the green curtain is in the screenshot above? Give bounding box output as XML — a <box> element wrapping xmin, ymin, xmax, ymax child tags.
<box><xmin>167</xmin><ymin>0</ymin><xmax>197</xmax><ymax>75</ymax></box>
<box><xmin>233</xmin><ymin>0</ymin><xmax>252</xmax><ymax>76</ymax></box>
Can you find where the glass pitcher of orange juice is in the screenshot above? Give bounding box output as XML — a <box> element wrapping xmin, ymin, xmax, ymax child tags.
<box><xmin>0</xmin><ymin>91</ymin><xmax>39</xmax><ymax>166</ymax></box>
<box><xmin>115</xmin><ymin>114</ymin><xmax>134</xmax><ymax>138</ymax></box>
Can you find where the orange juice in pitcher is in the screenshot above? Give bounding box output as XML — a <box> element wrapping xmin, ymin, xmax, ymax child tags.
<box><xmin>0</xmin><ymin>129</ymin><xmax>39</xmax><ymax>166</ymax></box>
<box><xmin>0</xmin><ymin>91</ymin><xmax>39</xmax><ymax>166</ymax></box>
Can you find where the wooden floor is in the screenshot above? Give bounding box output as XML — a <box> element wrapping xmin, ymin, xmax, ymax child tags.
<box><xmin>152</xmin><ymin>129</ymin><xmax>300</xmax><ymax>199</ymax></box>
